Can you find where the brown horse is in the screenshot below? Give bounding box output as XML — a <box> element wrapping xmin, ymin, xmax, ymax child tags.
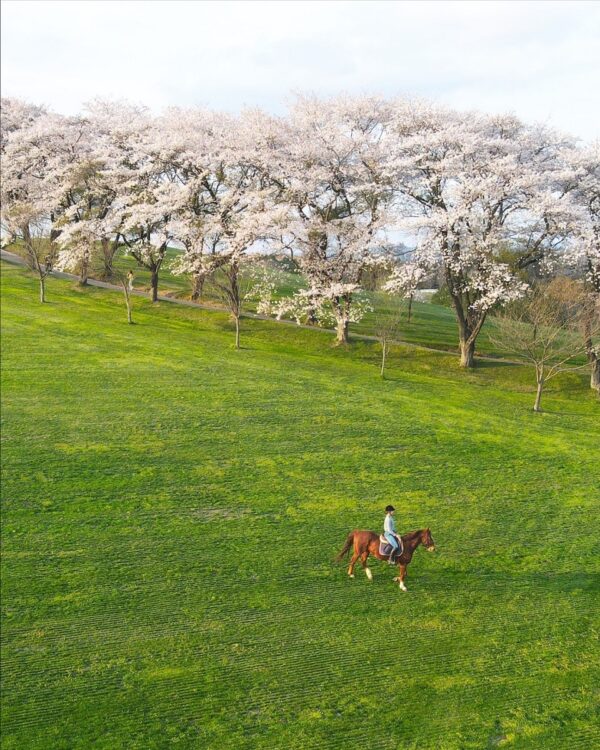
<box><xmin>336</xmin><ymin>528</ymin><xmax>435</xmax><ymax>591</ymax></box>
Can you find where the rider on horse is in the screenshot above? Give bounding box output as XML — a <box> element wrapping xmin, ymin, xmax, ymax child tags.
<box><xmin>384</xmin><ymin>505</ymin><xmax>402</xmax><ymax>564</ymax></box>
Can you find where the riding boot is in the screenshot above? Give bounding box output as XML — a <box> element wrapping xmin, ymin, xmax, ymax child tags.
<box><xmin>388</xmin><ymin>551</ymin><xmax>395</xmax><ymax>565</ymax></box>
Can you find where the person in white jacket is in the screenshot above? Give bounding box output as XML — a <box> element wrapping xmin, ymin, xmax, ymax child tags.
<box><xmin>383</xmin><ymin>505</ymin><xmax>401</xmax><ymax>564</ymax></box>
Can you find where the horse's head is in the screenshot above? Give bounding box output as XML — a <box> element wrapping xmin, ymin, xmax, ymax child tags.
<box><xmin>421</xmin><ymin>528</ymin><xmax>435</xmax><ymax>552</ymax></box>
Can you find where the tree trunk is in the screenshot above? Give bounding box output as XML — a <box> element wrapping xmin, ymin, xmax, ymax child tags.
<box><xmin>448</xmin><ymin>277</ymin><xmax>484</xmax><ymax>368</ymax></box>
<box><xmin>150</xmin><ymin>268</ymin><xmax>159</xmax><ymax>302</ymax></box>
<box><xmin>335</xmin><ymin>313</ymin><xmax>349</xmax><ymax>345</ymax></box>
<box><xmin>22</xmin><ymin>224</ymin><xmax>36</xmax><ymax>271</ymax></box>
<box><xmin>407</xmin><ymin>293</ymin><xmax>413</xmax><ymax>324</ymax></box>
<box><xmin>584</xmin><ymin>313</ymin><xmax>599</xmax><ymax>392</ymax></box>
<box><xmin>79</xmin><ymin>255</ymin><xmax>89</xmax><ymax>286</ymax></box>
<box><xmin>191</xmin><ymin>273</ymin><xmax>205</xmax><ymax>301</ymax></box>
<box><xmin>120</xmin><ymin>282</ymin><xmax>133</xmax><ymax>324</ymax></box>
<box><xmin>380</xmin><ymin>342</ymin><xmax>387</xmax><ymax>378</ymax></box>
<box><xmin>22</xmin><ymin>223</ymin><xmax>32</xmax><ymax>244</ymax></box>
<box><xmin>39</xmin><ymin>275</ymin><xmax>46</xmax><ymax>303</ymax></box>
<box><xmin>101</xmin><ymin>238</ymin><xmax>114</xmax><ymax>279</ymax></box>
<box><xmin>459</xmin><ymin>338</ymin><xmax>475</xmax><ymax>368</ymax></box>
<box><xmin>533</xmin><ymin>379</ymin><xmax>544</xmax><ymax>412</ymax></box>
<box><xmin>234</xmin><ymin>315</ymin><xmax>240</xmax><ymax>350</ymax></box>
<box><xmin>591</xmin><ymin>357</ymin><xmax>600</xmax><ymax>393</ymax></box>
<box><xmin>49</xmin><ymin>227</ymin><xmax>60</xmax><ymax>258</ymax></box>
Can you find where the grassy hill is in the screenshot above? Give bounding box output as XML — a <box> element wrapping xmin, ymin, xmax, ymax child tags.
<box><xmin>1</xmin><ymin>262</ymin><xmax>598</xmax><ymax>749</ymax></box>
<box><xmin>112</xmin><ymin>250</ymin><xmax>493</xmax><ymax>354</ymax></box>
<box><xmin>3</xmin><ymin>242</ymin><xmax>497</xmax><ymax>356</ymax></box>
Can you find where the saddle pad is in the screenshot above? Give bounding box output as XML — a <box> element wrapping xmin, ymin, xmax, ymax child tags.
<box><xmin>379</xmin><ymin>541</ymin><xmax>394</xmax><ymax>557</ymax></box>
<box><xmin>379</xmin><ymin>539</ymin><xmax>404</xmax><ymax>557</ymax></box>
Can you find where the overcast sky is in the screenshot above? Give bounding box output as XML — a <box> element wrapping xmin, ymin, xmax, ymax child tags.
<box><xmin>2</xmin><ymin>0</ymin><xmax>599</xmax><ymax>141</ymax></box>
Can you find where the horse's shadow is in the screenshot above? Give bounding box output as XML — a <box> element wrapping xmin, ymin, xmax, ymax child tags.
<box><xmin>404</xmin><ymin>569</ymin><xmax>598</xmax><ymax>596</ymax></box>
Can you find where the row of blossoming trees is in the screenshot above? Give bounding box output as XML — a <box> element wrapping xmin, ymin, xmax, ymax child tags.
<box><xmin>1</xmin><ymin>95</ymin><xmax>598</xmax><ymax>383</ymax></box>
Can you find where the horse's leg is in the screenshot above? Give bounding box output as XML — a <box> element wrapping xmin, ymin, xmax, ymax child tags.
<box><xmin>348</xmin><ymin>551</ymin><xmax>359</xmax><ymax>578</ymax></box>
<box><xmin>361</xmin><ymin>551</ymin><xmax>373</xmax><ymax>581</ymax></box>
<box><xmin>397</xmin><ymin>564</ymin><xmax>408</xmax><ymax>592</ymax></box>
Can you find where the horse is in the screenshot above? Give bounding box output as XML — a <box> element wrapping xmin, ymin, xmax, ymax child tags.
<box><xmin>335</xmin><ymin>528</ymin><xmax>435</xmax><ymax>591</ymax></box>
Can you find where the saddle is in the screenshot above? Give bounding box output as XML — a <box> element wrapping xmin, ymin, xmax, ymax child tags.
<box><xmin>379</xmin><ymin>534</ymin><xmax>403</xmax><ymax>559</ymax></box>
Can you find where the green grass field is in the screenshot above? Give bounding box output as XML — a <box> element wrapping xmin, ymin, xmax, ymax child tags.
<box><xmin>1</xmin><ymin>262</ymin><xmax>599</xmax><ymax>750</ymax></box>
<box><xmin>3</xmin><ymin>242</ymin><xmax>499</xmax><ymax>356</ymax></box>
<box><xmin>111</xmin><ymin>250</ymin><xmax>492</xmax><ymax>355</ymax></box>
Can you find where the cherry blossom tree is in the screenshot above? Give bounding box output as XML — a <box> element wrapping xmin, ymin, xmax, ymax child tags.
<box><xmin>563</xmin><ymin>145</ymin><xmax>600</xmax><ymax>391</ymax></box>
<box><xmin>515</xmin><ymin>142</ymin><xmax>600</xmax><ymax>391</ymax></box>
<box><xmin>1</xmin><ymin>107</ymin><xmax>82</xmax><ymax>301</ymax></box>
<box><xmin>1</xmin><ymin>98</ymin><xmax>47</xmax><ymax>151</ymax></box>
<box><xmin>263</xmin><ymin>95</ymin><xmax>393</xmax><ymax>344</ymax></box>
<box><xmin>55</xmin><ymin>101</ymin><xmax>172</xmax><ymax>301</ymax></box>
<box><xmin>2</xmin><ymin>101</ymin><xmax>125</xmax><ymax>287</ymax></box>
<box><xmin>97</xmin><ymin>104</ymin><xmax>178</xmax><ymax>302</ymax></box>
<box><xmin>42</xmin><ymin>116</ymin><xmax>109</xmax><ymax>285</ymax></box>
<box><xmin>158</xmin><ymin>107</ymin><xmax>231</xmax><ymax>301</ymax></box>
<box><xmin>53</xmin><ymin>112</ymin><xmax>122</xmax><ymax>282</ymax></box>
<box><xmin>387</xmin><ymin>101</ymin><xmax>573</xmax><ymax>366</ymax></box>
<box><xmin>384</xmin><ymin>257</ymin><xmax>428</xmax><ymax>323</ymax></box>
<box><xmin>168</xmin><ymin>107</ymin><xmax>283</xmax><ymax>346</ymax></box>
<box><xmin>55</xmin><ymin>102</ymin><xmax>151</xmax><ymax>282</ymax></box>
<box><xmin>3</xmin><ymin>92</ymin><xmax>594</xmax><ymax>376</ymax></box>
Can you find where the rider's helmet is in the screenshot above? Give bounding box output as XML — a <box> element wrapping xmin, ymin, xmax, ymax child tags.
<box><xmin>385</xmin><ymin>505</ymin><xmax>395</xmax><ymax>512</ymax></box>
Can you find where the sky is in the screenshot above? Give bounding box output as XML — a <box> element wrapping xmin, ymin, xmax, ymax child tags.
<box><xmin>2</xmin><ymin>0</ymin><xmax>599</xmax><ymax>142</ymax></box>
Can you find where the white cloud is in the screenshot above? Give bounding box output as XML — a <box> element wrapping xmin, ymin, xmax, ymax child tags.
<box><xmin>1</xmin><ymin>0</ymin><xmax>599</xmax><ymax>140</ymax></box>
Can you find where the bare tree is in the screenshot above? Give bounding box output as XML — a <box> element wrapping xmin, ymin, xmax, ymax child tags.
<box><xmin>490</xmin><ymin>278</ymin><xmax>599</xmax><ymax>411</ymax></box>
<box><xmin>208</xmin><ymin>258</ymin><xmax>244</xmax><ymax>348</ymax></box>
<box><xmin>2</xmin><ymin>221</ymin><xmax>58</xmax><ymax>303</ymax></box>
<box><xmin>373</xmin><ymin>299</ymin><xmax>405</xmax><ymax>378</ymax></box>
<box><xmin>113</xmin><ymin>268</ymin><xmax>135</xmax><ymax>324</ymax></box>
<box><xmin>206</xmin><ymin>257</ymin><xmax>277</xmax><ymax>350</ymax></box>
<box><xmin>584</xmin><ymin>291</ymin><xmax>600</xmax><ymax>392</ymax></box>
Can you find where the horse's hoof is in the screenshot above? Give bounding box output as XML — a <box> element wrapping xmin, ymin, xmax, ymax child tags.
<box><xmin>349</xmin><ymin>574</ymin><xmax>355</xmax><ymax>579</ymax></box>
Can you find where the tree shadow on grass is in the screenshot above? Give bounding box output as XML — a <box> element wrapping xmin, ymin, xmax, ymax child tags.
<box><xmin>472</xmin><ymin>358</ymin><xmax>517</xmax><ymax>370</ymax></box>
<box><xmin>536</xmin><ymin>408</ymin><xmax>598</xmax><ymax>418</ymax></box>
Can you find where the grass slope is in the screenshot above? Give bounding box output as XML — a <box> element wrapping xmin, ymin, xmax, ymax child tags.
<box><xmin>111</xmin><ymin>251</ymin><xmax>492</xmax><ymax>355</ymax></box>
<box><xmin>3</xmin><ymin>242</ymin><xmax>499</xmax><ymax>356</ymax></box>
<box><xmin>1</xmin><ymin>262</ymin><xmax>599</xmax><ymax>750</ymax></box>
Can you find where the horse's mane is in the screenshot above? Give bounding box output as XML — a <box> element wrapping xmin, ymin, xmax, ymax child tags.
<box><xmin>402</xmin><ymin>529</ymin><xmax>424</xmax><ymax>540</ymax></box>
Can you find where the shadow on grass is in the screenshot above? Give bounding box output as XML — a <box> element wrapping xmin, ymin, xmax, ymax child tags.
<box><xmin>415</xmin><ymin>569</ymin><xmax>598</xmax><ymax>595</ymax></box>
<box><xmin>310</xmin><ymin>567</ymin><xmax>598</xmax><ymax>599</ymax></box>
<box><xmin>472</xmin><ymin>358</ymin><xmax>517</xmax><ymax>370</ymax></box>
<box><xmin>537</xmin><ymin>409</ymin><xmax>598</xmax><ymax>418</ymax></box>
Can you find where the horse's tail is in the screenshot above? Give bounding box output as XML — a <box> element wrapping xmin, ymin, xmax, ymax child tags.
<box><xmin>335</xmin><ymin>531</ymin><xmax>355</xmax><ymax>562</ymax></box>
